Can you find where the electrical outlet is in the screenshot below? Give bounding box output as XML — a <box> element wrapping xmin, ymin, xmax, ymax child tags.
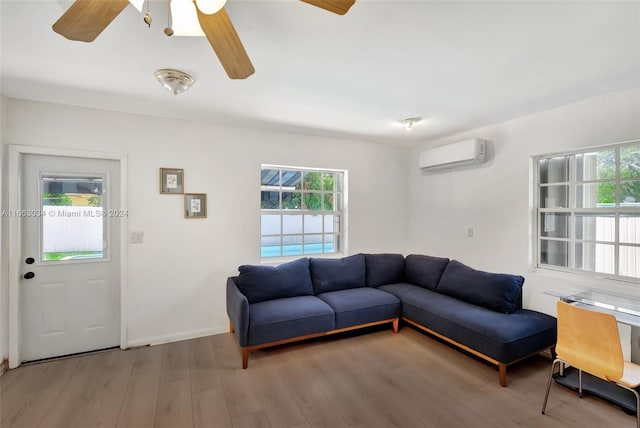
<box><xmin>467</xmin><ymin>227</ymin><xmax>474</xmax><ymax>238</ymax></box>
<box><xmin>130</xmin><ymin>231</ymin><xmax>144</xmax><ymax>244</ymax></box>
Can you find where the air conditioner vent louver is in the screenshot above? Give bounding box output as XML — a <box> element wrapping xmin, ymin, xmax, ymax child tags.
<box><xmin>419</xmin><ymin>139</ymin><xmax>487</xmax><ymax>172</ymax></box>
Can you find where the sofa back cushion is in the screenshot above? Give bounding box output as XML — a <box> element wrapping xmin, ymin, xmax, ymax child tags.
<box><xmin>404</xmin><ymin>254</ymin><xmax>450</xmax><ymax>290</ymax></box>
<box><xmin>436</xmin><ymin>260</ymin><xmax>524</xmax><ymax>314</ymax></box>
<box><xmin>310</xmin><ymin>254</ymin><xmax>366</xmax><ymax>294</ymax></box>
<box><xmin>365</xmin><ymin>253</ymin><xmax>405</xmax><ymax>287</ymax></box>
<box><xmin>236</xmin><ymin>257</ymin><xmax>313</xmax><ymax>304</ymax></box>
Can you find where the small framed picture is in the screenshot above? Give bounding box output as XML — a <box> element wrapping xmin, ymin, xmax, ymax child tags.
<box><xmin>184</xmin><ymin>193</ymin><xmax>207</xmax><ymax>218</ymax></box>
<box><xmin>160</xmin><ymin>168</ymin><xmax>184</xmax><ymax>194</ymax></box>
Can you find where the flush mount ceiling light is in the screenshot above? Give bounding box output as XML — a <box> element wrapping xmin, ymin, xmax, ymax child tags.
<box><xmin>400</xmin><ymin>117</ymin><xmax>422</xmax><ymax>131</ymax></box>
<box><xmin>154</xmin><ymin>69</ymin><xmax>195</xmax><ymax>95</ymax></box>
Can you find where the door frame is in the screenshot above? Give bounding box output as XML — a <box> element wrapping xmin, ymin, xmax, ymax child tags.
<box><xmin>7</xmin><ymin>145</ymin><xmax>128</xmax><ymax>369</ymax></box>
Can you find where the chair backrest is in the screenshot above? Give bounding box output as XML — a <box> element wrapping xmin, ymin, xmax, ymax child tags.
<box><xmin>556</xmin><ymin>301</ymin><xmax>624</xmax><ymax>381</ymax></box>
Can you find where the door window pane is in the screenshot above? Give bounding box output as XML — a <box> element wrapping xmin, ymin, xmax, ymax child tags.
<box><xmin>41</xmin><ymin>176</ymin><xmax>104</xmax><ymax>261</ymax></box>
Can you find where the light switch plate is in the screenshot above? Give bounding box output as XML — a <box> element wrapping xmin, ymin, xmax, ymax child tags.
<box><xmin>130</xmin><ymin>231</ymin><xmax>144</xmax><ymax>244</ymax></box>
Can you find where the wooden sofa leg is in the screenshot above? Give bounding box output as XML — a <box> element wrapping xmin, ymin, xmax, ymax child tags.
<box><xmin>229</xmin><ymin>321</ymin><xmax>235</xmax><ymax>334</ymax></box>
<box><xmin>242</xmin><ymin>349</ymin><xmax>249</xmax><ymax>369</ymax></box>
<box><xmin>499</xmin><ymin>363</ymin><xmax>507</xmax><ymax>387</ymax></box>
<box><xmin>393</xmin><ymin>318</ymin><xmax>399</xmax><ymax>334</ymax></box>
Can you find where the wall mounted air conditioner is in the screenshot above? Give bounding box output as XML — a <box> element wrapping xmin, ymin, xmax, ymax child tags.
<box><xmin>419</xmin><ymin>139</ymin><xmax>487</xmax><ymax>172</ymax></box>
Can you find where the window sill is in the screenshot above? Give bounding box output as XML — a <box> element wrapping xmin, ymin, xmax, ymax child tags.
<box><xmin>260</xmin><ymin>252</ymin><xmax>346</xmax><ymax>265</ymax></box>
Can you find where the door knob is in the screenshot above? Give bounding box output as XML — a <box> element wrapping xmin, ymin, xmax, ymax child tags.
<box><xmin>23</xmin><ymin>272</ymin><xmax>35</xmax><ymax>279</ymax></box>
<box><xmin>25</xmin><ymin>257</ymin><xmax>35</xmax><ymax>265</ymax></box>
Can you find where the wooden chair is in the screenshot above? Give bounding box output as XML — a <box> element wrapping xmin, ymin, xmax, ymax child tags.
<box><xmin>542</xmin><ymin>301</ymin><xmax>640</xmax><ymax>427</ymax></box>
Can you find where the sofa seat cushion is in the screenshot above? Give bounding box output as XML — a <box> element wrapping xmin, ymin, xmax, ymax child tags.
<box><xmin>379</xmin><ymin>283</ymin><xmax>557</xmax><ymax>363</ymax></box>
<box><xmin>317</xmin><ymin>288</ymin><xmax>401</xmax><ymax>329</ymax></box>
<box><xmin>237</xmin><ymin>257</ymin><xmax>314</xmax><ymax>304</ymax></box>
<box><xmin>310</xmin><ymin>254</ymin><xmax>366</xmax><ymax>294</ymax></box>
<box><xmin>248</xmin><ymin>296</ymin><xmax>335</xmax><ymax>347</ymax></box>
<box><xmin>437</xmin><ymin>260</ymin><xmax>524</xmax><ymax>314</ymax></box>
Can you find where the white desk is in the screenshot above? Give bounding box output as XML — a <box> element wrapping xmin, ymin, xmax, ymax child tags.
<box><xmin>544</xmin><ymin>288</ymin><xmax>640</xmax><ymax>414</ymax></box>
<box><xmin>545</xmin><ymin>288</ymin><xmax>640</xmax><ymax>326</ymax></box>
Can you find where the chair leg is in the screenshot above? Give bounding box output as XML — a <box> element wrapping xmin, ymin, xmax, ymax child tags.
<box><xmin>617</xmin><ymin>384</ymin><xmax>640</xmax><ymax>428</ymax></box>
<box><xmin>542</xmin><ymin>358</ymin><xmax>561</xmax><ymax>414</ymax></box>
<box><xmin>578</xmin><ymin>369</ymin><xmax>583</xmax><ymax>398</ymax></box>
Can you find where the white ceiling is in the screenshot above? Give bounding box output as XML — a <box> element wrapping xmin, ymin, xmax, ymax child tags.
<box><xmin>1</xmin><ymin>0</ymin><xmax>639</xmax><ymax>147</ymax></box>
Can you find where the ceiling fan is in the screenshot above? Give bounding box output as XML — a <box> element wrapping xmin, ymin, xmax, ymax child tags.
<box><xmin>52</xmin><ymin>0</ymin><xmax>356</xmax><ymax>80</ymax></box>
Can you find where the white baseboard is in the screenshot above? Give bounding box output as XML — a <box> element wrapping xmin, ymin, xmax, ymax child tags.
<box><xmin>126</xmin><ymin>326</ymin><xmax>228</xmax><ymax>348</ymax></box>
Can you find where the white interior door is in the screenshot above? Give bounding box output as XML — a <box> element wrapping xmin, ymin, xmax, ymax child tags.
<box><xmin>20</xmin><ymin>154</ymin><xmax>121</xmax><ymax>362</ymax></box>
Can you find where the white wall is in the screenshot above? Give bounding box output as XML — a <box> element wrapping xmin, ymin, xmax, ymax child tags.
<box><xmin>1</xmin><ymin>98</ymin><xmax>409</xmax><ymax>350</ymax></box>
<box><xmin>0</xmin><ymin>95</ymin><xmax>6</xmax><ymax>365</ymax></box>
<box><xmin>408</xmin><ymin>87</ymin><xmax>640</xmax><ymax>316</ymax></box>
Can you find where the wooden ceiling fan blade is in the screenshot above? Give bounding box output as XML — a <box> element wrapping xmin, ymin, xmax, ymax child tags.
<box><xmin>299</xmin><ymin>0</ymin><xmax>355</xmax><ymax>15</ymax></box>
<box><xmin>52</xmin><ymin>0</ymin><xmax>129</xmax><ymax>42</ymax></box>
<box><xmin>196</xmin><ymin>8</ymin><xmax>255</xmax><ymax>80</ymax></box>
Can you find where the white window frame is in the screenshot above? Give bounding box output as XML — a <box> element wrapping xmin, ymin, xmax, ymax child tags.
<box><xmin>260</xmin><ymin>164</ymin><xmax>347</xmax><ymax>261</ymax></box>
<box><xmin>532</xmin><ymin>139</ymin><xmax>640</xmax><ymax>283</ymax></box>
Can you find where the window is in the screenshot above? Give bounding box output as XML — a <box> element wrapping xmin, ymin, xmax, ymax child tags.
<box><xmin>261</xmin><ymin>166</ymin><xmax>345</xmax><ymax>258</ymax></box>
<box><xmin>535</xmin><ymin>141</ymin><xmax>640</xmax><ymax>280</ymax></box>
<box><xmin>41</xmin><ymin>175</ymin><xmax>105</xmax><ymax>261</ymax></box>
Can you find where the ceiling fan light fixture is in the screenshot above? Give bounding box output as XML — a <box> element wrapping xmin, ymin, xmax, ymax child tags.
<box><xmin>195</xmin><ymin>0</ymin><xmax>227</xmax><ymax>15</ymax></box>
<box><xmin>154</xmin><ymin>69</ymin><xmax>195</xmax><ymax>95</ymax></box>
<box><xmin>170</xmin><ymin>0</ymin><xmax>205</xmax><ymax>36</ymax></box>
<box><xmin>401</xmin><ymin>117</ymin><xmax>422</xmax><ymax>131</ymax></box>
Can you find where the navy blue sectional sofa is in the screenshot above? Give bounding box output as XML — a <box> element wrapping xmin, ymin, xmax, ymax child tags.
<box><xmin>226</xmin><ymin>253</ymin><xmax>557</xmax><ymax>386</ymax></box>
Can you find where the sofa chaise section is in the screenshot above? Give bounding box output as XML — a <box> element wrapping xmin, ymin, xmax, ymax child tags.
<box><xmin>379</xmin><ymin>257</ymin><xmax>557</xmax><ymax>386</ymax></box>
<box><xmin>380</xmin><ymin>282</ymin><xmax>556</xmax><ymax>386</ymax></box>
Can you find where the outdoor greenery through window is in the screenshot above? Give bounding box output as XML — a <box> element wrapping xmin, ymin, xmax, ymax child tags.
<box><xmin>261</xmin><ymin>166</ymin><xmax>344</xmax><ymax>258</ymax></box>
<box><xmin>536</xmin><ymin>141</ymin><xmax>640</xmax><ymax>279</ymax></box>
